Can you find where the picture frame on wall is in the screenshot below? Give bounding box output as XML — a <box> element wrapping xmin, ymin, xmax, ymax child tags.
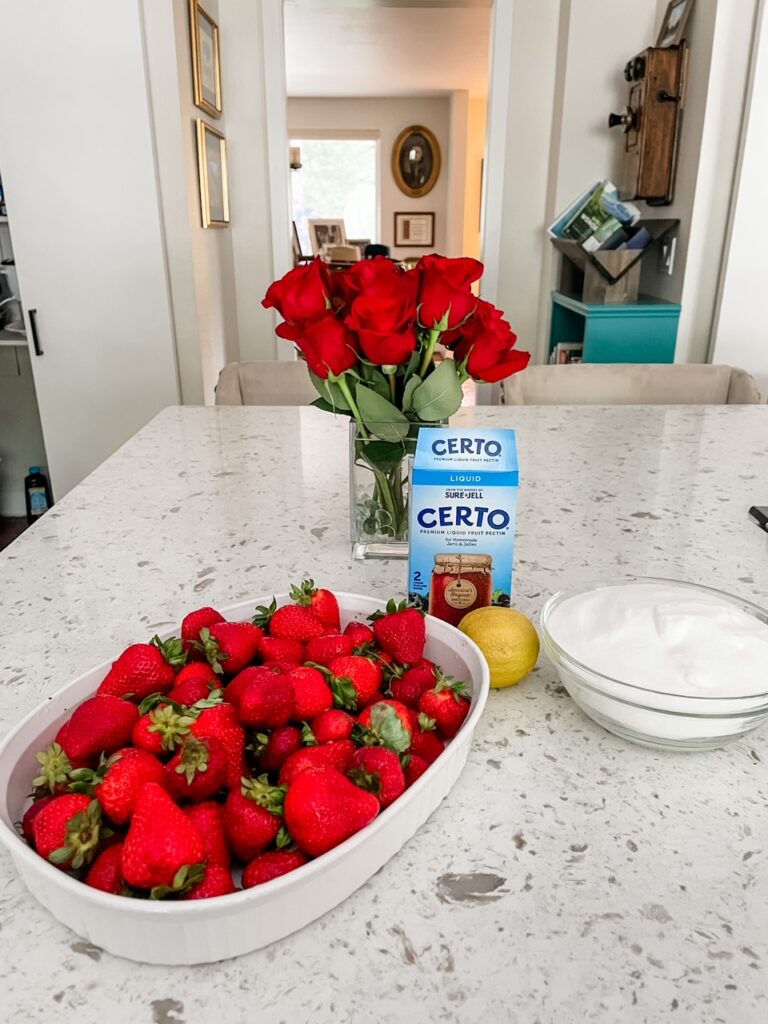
<box><xmin>196</xmin><ymin>120</ymin><xmax>230</xmax><ymax>228</ymax></box>
<box><xmin>394</xmin><ymin>212</ymin><xmax>435</xmax><ymax>248</ymax></box>
<box><xmin>656</xmin><ymin>0</ymin><xmax>695</xmax><ymax>48</ymax></box>
<box><xmin>190</xmin><ymin>0</ymin><xmax>222</xmax><ymax>118</ymax></box>
<box><xmin>308</xmin><ymin>219</ymin><xmax>346</xmax><ymax>255</ymax></box>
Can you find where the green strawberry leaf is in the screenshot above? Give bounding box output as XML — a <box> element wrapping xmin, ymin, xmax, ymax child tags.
<box><xmin>151</xmin><ymin>634</ymin><xmax>188</xmax><ymax>668</ymax></box>
<box><xmin>32</xmin><ymin>743</ymin><xmax>73</xmax><ymax>794</ymax></box>
<box><xmin>276</xmin><ymin>824</ymin><xmax>295</xmax><ymax>850</ymax></box>
<box><xmin>330</xmin><ymin>675</ymin><xmax>358</xmax><ymax>712</ymax></box>
<box><xmin>301</xmin><ymin>722</ymin><xmax>317</xmax><ymax>747</ymax></box>
<box><xmin>241</xmin><ymin>775</ymin><xmax>287</xmax><ymax>816</ymax></box>
<box><xmin>369</xmin><ymin>703</ymin><xmax>411</xmax><ymax>754</ymax></box>
<box><xmin>434</xmin><ymin>676</ymin><xmax>471</xmax><ymax>701</ymax></box>
<box><xmin>252</xmin><ymin>598</ymin><xmax>277</xmax><ymax>630</ymax></box>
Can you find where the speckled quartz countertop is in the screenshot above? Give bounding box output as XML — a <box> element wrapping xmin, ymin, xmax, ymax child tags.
<box><xmin>2</xmin><ymin>404</ymin><xmax>768</xmax><ymax>1024</ymax></box>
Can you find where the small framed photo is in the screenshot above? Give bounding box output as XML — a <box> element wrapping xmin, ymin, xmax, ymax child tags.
<box><xmin>190</xmin><ymin>0</ymin><xmax>222</xmax><ymax>118</ymax></box>
<box><xmin>656</xmin><ymin>0</ymin><xmax>694</xmax><ymax>47</ymax></box>
<box><xmin>196</xmin><ymin>120</ymin><xmax>230</xmax><ymax>228</ymax></box>
<box><xmin>308</xmin><ymin>219</ymin><xmax>346</xmax><ymax>255</ymax></box>
<box><xmin>394</xmin><ymin>212</ymin><xmax>435</xmax><ymax>248</ymax></box>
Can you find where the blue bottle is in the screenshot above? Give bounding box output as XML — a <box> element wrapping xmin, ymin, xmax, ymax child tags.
<box><xmin>24</xmin><ymin>466</ymin><xmax>52</xmax><ymax>525</ymax></box>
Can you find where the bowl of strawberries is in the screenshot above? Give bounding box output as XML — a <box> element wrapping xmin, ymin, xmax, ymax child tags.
<box><xmin>0</xmin><ymin>583</ymin><xmax>489</xmax><ymax>964</ymax></box>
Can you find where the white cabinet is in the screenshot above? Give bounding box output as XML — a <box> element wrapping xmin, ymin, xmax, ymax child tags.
<box><xmin>0</xmin><ymin>0</ymin><xmax>180</xmax><ymax>499</ymax></box>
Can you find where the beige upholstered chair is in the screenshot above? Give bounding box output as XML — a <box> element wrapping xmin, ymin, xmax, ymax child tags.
<box><xmin>215</xmin><ymin>361</ymin><xmax>318</xmax><ymax>406</ymax></box>
<box><xmin>502</xmin><ymin>364</ymin><xmax>761</xmax><ymax>405</ymax></box>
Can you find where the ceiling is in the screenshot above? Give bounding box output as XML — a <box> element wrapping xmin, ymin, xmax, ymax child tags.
<box><xmin>283</xmin><ymin>2</ymin><xmax>492</xmax><ymax>99</ymax></box>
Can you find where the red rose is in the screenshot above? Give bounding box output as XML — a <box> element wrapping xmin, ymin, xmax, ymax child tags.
<box><xmin>417</xmin><ymin>255</ymin><xmax>482</xmax><ymax>329</ymax></box>
<box><xmin>262</xmin><ymin>258</ymin><xmax>330</xmax><ymax>323</ymax></box>
<box><xmin>452</xmin><ymin>300</ymin><xmax>530</xmax><ymax>383</ymax></box>
<box><xmin>281</xmin><ymin>314</ymin><xmax>358</xmax><ymax>380</ymax></box>
<box><xmin>345</xmin><ymin>270</ymin><xmax>419</xmax><ymax>365</ymax></box>
<box><xmin>331</xmin><ymin>257</ymin><xmax>401</xmax><ymax>311</ymax></box>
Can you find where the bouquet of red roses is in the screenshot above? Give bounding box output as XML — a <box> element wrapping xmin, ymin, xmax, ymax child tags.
<box><xmin>263</xmin><ymin>254</ymin><xmax>528</xmax><ymax>546</ymax></box>
<box><xmin>263</xmin><ymin>254</ymin><xmax>528</xmax><ymax>427</ymax></box>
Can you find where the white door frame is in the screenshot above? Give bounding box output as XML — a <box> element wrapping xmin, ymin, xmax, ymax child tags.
<box><xmin>259</xmin><ymin>0</ymin><xmax>514</xmax><ymax>375</ymax></box>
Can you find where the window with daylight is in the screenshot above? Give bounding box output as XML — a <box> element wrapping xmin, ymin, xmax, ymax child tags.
<box><xmin>290</xmin><ymin>137</ymin><xmax>378</xmax><ymax>256</ymax></box>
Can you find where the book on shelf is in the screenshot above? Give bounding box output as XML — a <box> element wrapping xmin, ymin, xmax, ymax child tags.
<box><xmin>549</xmin><ymin>180</ymin><xmax>640</xmax><ymax>250</ymax></box>
<box><xmin>549</xmin><ymin>342</ymin><xmax>584</xmax><ymax>365</ymax></box>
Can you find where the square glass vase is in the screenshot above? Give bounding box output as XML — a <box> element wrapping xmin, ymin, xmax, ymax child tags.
<box><xmin>349</xmin><ymin>420</ymin><xmax>436</xmax><ymax>560</ymax></box>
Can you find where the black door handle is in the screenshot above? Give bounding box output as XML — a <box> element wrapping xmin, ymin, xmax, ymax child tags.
<box><xmin>28</xmin><ymin>308</ymin><xmax>43</xmax><ymax>356</ymax></box>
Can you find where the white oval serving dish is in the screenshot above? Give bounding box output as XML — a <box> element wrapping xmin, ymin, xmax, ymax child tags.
<box><xmin>0</xmin><ymin>593</ymin><xmax>489</xmax><ymax>964</ymax></box>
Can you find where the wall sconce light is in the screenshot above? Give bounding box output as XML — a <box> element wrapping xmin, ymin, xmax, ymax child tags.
<box><xmin>289</xmin><ymin>146</ymin><xmax>302</xmax><ymax>170</ymax></box>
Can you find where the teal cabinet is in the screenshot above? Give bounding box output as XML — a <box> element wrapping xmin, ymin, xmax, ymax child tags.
<box><xmin>549</xmin><ymin>291</ymin><xmax>681</xmax><ymax>363</ymax></box>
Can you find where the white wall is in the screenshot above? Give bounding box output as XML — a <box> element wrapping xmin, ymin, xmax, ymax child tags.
<box><xmin>485</xmin><ymin>0</ymin><xmax>655</xmax><ymax>363</ymax></box>
<box><xmin>640</xmin><ymin>0</ymin><xmax>759</xmax><ymax>365</ymax></box>
<box><xmin>463</xmin><ymin>97</ymin><xmax>487</xmax><ymax>261</ymax></box>
<box><xmin>142</xmin><ymin>0</ymin><xmax>240</xmax><ymax>403</ymax></box>
<box><xmin>287</xmin><ymin>96</ymin><xmax>452</xmax><ymax>260</ymax></box>
<box><xmin>0</xmin><ymin>347</ymin><xmax>47</xmax><ymax>517</ymax></box>
<box><xmin>711</xmin><ymin>0</ymin><xmax>768</xmax><ymax>397</ymax></box>
<box><xmin>218</xmin><ymin>0</ymin><xmax>288</xmax><ymax>363</ymax></box>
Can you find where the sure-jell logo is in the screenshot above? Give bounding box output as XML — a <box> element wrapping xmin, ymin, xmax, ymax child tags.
<box><xmin>408</xmin><ymin>427</ymin><xmax>519</xmax><ymax>627</ymax></box>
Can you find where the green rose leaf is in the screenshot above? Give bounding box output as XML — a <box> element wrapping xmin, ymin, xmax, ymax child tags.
<box><xmin>308</xmin><ymin>370</ymin><xmax>351</xmax><ymax>411</ymax></box>
<box><xmin>402</xmin><ymin>374</ymin><xmax>422</xmax><ymax>413</ymax></box>
<box><xmin>357</xmin><ymin>439</ymin><xmax>408</xmax><ymax>475</ymax></box>
<box><xmin>311</xmin><ymin>397</ymin><xmax>352</xmax><ymax>416</ymax></box>
<box><xmin>355</xmin><ymin>385</ymin><xmax>411</xmax><ymax>442</ymax></box>
<box><xmin>411</xmin><ymin>359</ymin><xmax>463</xmax><ymax>422</ymax></box>
<box><xmin>362</xmin><ymin>365</ymin><xmax>391</xmax><ymax>400</ymax></box>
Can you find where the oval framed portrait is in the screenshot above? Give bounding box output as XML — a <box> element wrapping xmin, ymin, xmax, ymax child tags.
<box><xmin>392</xmin><ymin>125</ymin><xmax>441</xmax><ymax>198</ymax></box>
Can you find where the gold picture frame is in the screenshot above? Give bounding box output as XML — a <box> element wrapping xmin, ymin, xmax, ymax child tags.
<box><xmin>196</xmin><ymin>120</ymin><xmax>230</xmax><ymax>228</ymax></box>
<box><xmin>189</xmin><ymin>0</ymin><xmax>222</xmax><ymax>118</ymax></box>
<box><xmin>392</xmin><ymin>125</ymin><xmax>441</xmax><ymax>199</ymax></box>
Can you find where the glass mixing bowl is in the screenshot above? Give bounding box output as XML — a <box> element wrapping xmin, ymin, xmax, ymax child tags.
<box><xmin>540</xmin><ymin>577</ymin><xmax>768</xmax><ymax>752</ymax></box>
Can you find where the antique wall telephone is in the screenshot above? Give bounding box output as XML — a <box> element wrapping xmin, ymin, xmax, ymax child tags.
<box><xmin>609</xmin><ymin>0</ymin><xmax>692</xmax><ymax>205</ymax></box>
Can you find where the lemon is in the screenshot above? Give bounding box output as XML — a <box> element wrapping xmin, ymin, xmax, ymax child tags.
<box><xmin>458</xmin><ymin>606</ymin><xmax>539</xmax><ymax>688</ymax></box>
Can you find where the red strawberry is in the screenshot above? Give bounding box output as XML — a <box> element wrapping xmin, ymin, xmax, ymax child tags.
<box><xmin>257</xmin><ymin>725</ymin><xmax>302</xmax><ymax>773</ymax></box>
<box><xmin>418</xmin><ymin>678</ymin><xmax>471</xmax><ymax>739</ymax></box>
<box><xmin>190</xmin><ymin>702</ymin><xmax>247</xmax><ymax>789</ymax></box>
<box><xmin>304</xmin><ymin>633</ymin><xmax>355</xmax><ymax>666</ymax></box>
<box><xmin>121</xmin><ymin>783</ymin><xmax>205</xmax><ymax>890</ymax></box>
<box><xmin>222</xmin><ymin>779</ymin><xmax>284</xmax><ymax>862</ymax></box>
<box><xmin>168</xmin><ymin>661</ymin><xmax>218</xmax><ymax>704</ymax></box>
<box><xmin>404</xmin><ymin>754</ymin><xmax>430</xmax><ymax>787</ymax></box>
<box><xmin>225</xmin><ymin>665</ymin><xmax>277</xmax><ymax>707</ymax></box>
<box><xmin>343</xmin><ymin>621</ymin><xmax>374</xmax><ymax>647</ymax></box>
<box><xmin>165</xmin><ymin>735</ymin><xmax>228</xmax><ymax>802</ymax></box>
<box><xmin>242</xmin><ymin>850</ymin><xmax>308</xmax><ymax>888</ymax></box>
<box><xmin>57</xmin><ymin>695</ymin><xmax>139</xmax><ymax>765</ymax></box>
<box><xmin>33</xmin><ymin>794</ymin><xmax>106</xmax><ymax>870</ymax></box>
<box><xmin>21</xmin><ymin>795</ymin><xmax>56</xmax><ymax>847</ymax></box>
<box><xmin>237</xmin><ymin>672</ymin><xmax>295</xmax><ymax>729</ymax></box>
<box><xmin>97</xmin><ymin>637</ymin><xmax>185</xmax><ymax>702</ymax></box>
<box><xmin>197</xmin><ymin>622</ymin><xmax>263</xmax><ymax>676</ymax></box>
<box><xmin>289</xmin><ymin>579</ymin><xmax>340</xmax><ymax>630</ymax></box>
<box><xmin>185</xmin><ymin>801</ymin><xmax>231</xmax><ymax>869</ymax></box>
<box><xmin>85</xmin><ymin>843</ymin><xmax>125</xmax><ymax>894</ymax></box>
<box><xmin>356</xmin><ymin>700</ymin><xmax>413</xmax><ymax>754</ymax></box>
<box><xmin>269</xmin><ymin>604</ymin><xmax>326</xmax><ymax>643</ymax></box>
<box><xmin>370</xmin><ymin>600</ymin><xmax>426</xmax><ymax>664</ymax></box>
<box><xmin>181</xmin><ymin>606</ymin><xmax>225</xmax><ymax>659</ymax></box>
<box><xmin>70</xmin><ymin>747</ymin><xmax>166</xmax><ymax>825</ymax></box>
<box><xmin>390</xmin><ymin>661</ymin><xmax>438</xmax><ymax>708</ymax></box>
<box><xmin>258</xmin><ymin>635</ymin><xmax>305</xmax><ymax>664</ymax></box>
<box><xmin>279</xmin><ymin>740</ymin><xmax>355</xmax><ymax>786</ymax></box>
<box><xmin>284</xmin><ymin>767</ymin><xmax>379</xmax><ymax>856</ymax></box>
<box><xmin>167</xmin><ymin>676</ymin><xmax>213</xmax><ymax>706</ymax></box>
<box><xmin>348</xmin><ymin>747</ymin><xmax>405</xmax><ymax>808</ymax></box>
<box><xmin>325</xmin><ymin>655</ymin><xmax>383</xmax><ymax>711</ymax></box>
<box><xmin>288</xmin><ymin>665</ymin><xmax>333</xmax><ymax>720</ymax></box>
<box><xmin>307</xmin><ymin>710</ymin><xmax>354</xmax><ymax>745</ymax></box>
<box><xmin>132</xmin><ymin>702</ymin><xmax>197</xmax><ymax>757</ymax></box>
<box><xmin>184</xmin><ymin>864</ymin><xmax>237</xmax><ymax>900</ymax></box>
<box><xmin>407</xmin><ymin>711</ymin><xmax>446</xmax><ymax>764</ymax></box>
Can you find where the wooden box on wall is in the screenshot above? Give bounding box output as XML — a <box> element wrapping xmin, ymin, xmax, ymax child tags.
<box><xmin>611</xmin><ymin>45</ymin><xmax>688</xmax><ymax>204</ymax></box>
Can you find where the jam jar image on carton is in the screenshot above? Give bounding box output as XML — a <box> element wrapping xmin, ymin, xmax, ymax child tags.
<box><xmin>429</xmin><ymin>554</ymin><xmax>494</xmax><ymax>627</ymax></box>
<box><xmin>408</xmin><ymin>427</ymin><xmax>518</xmax><ymax>625</ymax></box>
